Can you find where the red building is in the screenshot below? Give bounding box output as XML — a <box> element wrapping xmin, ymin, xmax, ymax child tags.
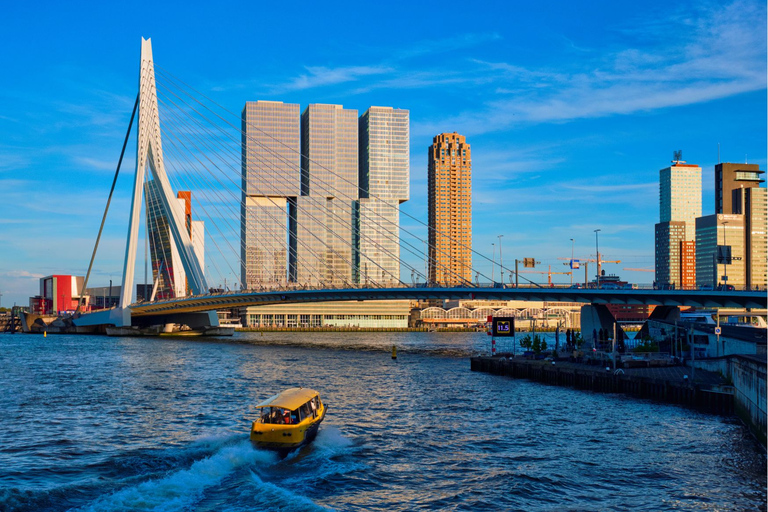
<box><xmin>29</xmin><ymin>275</ymin><xmax>86</xmax><ymax>315</ymax></box>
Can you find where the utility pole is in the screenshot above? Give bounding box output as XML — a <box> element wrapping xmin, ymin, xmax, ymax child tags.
<box><xmin>515</xmin><ymin>259</ymin><xmax>519</xmax><ymax>288</ymax></box>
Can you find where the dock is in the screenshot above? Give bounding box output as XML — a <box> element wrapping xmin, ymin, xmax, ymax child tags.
<box><xmin>470</xmin><ymin>356</ymin><xmax>734</xmax><ymax>414</ymax></box>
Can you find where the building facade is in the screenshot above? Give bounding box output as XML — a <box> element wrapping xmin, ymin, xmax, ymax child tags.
<box><xmin>299</xmin><ymin>104</ymin><xmax>358</xmax><ymax>287</ymax></box>
<box><xmin>242</xmin><ymin>300</ymin><xmax>411</xmax><ymax>328</ymax></box>
<box><xmin>655</xmin><ymin>161</ymin><xmax>701</xmax><ymax>287</ymax></box>
<box><xmin>358</xmin><ymin>107</ymin><xmax>409</xmax><ymax>286</ymax></box>
<box><xmin>733</xmin><ymin>186</ymin><xmax>767</xmax><ymax>289</ymax></box>
<box><xmin>695</xmin><ymin>214</ymin><xmax>745</xmax><ymax>288</ymax></box>
<box><xmin>659</xmin><ymin>162</ymin><xmax>702</xmax><ymax>239</ymax></box>
<box><xmin>715</xmin><ymin>163</ymin><xmax>765</xmax><ymax>215</ymax></box>
<box><xmin>144</xmin><ymin>185</ymin><xmax>204</xmax><ymax>299</ymax></box>
<box><xmin>654</xmin><ymin>221</ymin><xmax>695</xmax><ymax>289</ymax></box>
<box><xmin>428</xmin><ymin>133</ymin><xmax>472</xmax><ymax>286</ymax></box>
<box><xmin>241</xmin><ymin>101</ymin><xmax>300</xmax><ymax>289</ymax></box>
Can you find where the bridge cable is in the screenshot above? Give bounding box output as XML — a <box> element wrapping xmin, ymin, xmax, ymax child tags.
<box><xmin>76</xmin><ymin>92</ymin><xmax>139</xmax><ymax>315</ymax></box>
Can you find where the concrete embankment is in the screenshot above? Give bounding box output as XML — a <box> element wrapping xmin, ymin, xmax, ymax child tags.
<box><xmin>471</xmin><ymin>356</ymin><xmax>734</xmax><ymax>415</ymax></box>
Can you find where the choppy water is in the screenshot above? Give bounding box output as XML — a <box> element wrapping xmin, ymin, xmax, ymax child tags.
<box><xmin>0</xmin><ymin>332</ymin><xmax>764</xmax><ymax>511</ymax></box>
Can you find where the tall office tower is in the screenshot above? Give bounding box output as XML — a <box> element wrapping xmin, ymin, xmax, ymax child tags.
<box><xmin>358</xmin><ymin>107</ymin><xmax>409</xmax><ymax>286</ymax></box>
<box><xmin>144</xmin><ymin>185</ymin><xmax>204</xmax><ymax>299</ymax></box>
<box><xmin>654</xmin><ymin>222</ymin><xmax>695</xmax><ymax>289</ymax></box>
<box><xmin>715</xmin><ymin>163</ymin><xmax>765</xmax><ymax>214</ymax></box>
<box><xmin>241</xmin><ymin>101</ymin><xmax>300</xmax><ymax>289</ymax></box>
<box><xmin>655</xmin><ymin>159</ymin><xmax>701</xmax><ymax>288</ymax></box>
<box><xmin>659</xmin><ymin>160</ymin><xmax>702</xmax><ymax>238</ymax></box>
<box><xmin>298</xmin><ymin>104</ymin><xmax>358</xmax><ymax>287</ymax></box>
<box><xmin>427</xmin><ymin>133</ymin><xmax>472</xmax><ymax>286</ymax></box>
<box><xmin>695</xmin><ymin>214</ymin><xmax>745</xmax><ymax>288</ymax></box>
<box><xmin>733</xmin><ymin>186</ymin><xmax>767</xmax><ymax>289</ymax></box>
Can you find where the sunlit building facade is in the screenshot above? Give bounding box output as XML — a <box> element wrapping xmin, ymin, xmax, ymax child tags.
<box><xmin>298</xmin><ymin>104</ymin><xmax>358</xmax><ymax>287</ymax></box>
<box><xmin>358</xmin><ymin>107</ymin><xmax>409</xmax><ymax>286</ymax></box>
<box><xmin>428</xmin><ymin>132</ymin><xmax>472</xmax><ymax>286</ymax></box>
<box><xmin>733</xmin><ymin>186</ymin><xmax>767</xmax><ymax>289</ymax></box>
<box><xmin>695</xmin><ymin>214</ymin><xmax>745</xmax><ymax>288</ymax></box>
<box><xmin>241</xmin><ymin>101</ymin><xmax>300</xmax><ymax>289</ymax></box>
<box><xmin>655</xmin><ymin>160</ymin><xmax>701</xmax><ymax>288</ymax></box>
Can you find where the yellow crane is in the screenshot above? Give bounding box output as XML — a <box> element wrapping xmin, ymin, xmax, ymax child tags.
<box><xmin>559</xmin><ymin>256</ymin><xmax>621</xmax><ymax>287</ymax></box>
<box><xmin>518</xmin><ymin>265</ymin><xmax>572</xmax><ymax>287</ymax></box>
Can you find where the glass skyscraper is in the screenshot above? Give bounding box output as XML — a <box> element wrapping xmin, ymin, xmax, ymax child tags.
<box><xmin>241</xmin><ymin>101</ymin><xmax>300</xmax><ymax>289</ymax></box>
<box><xmin>298</xmin><ymin>104</ymin><xmax>358</xmax><ymax>287</ymax></box>
<box><xmin>358</xmin><ymin>107</ymin><xmax>409</xmax><ymax>286</ymax></box>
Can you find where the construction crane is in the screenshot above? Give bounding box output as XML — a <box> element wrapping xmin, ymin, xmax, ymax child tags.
<box><xmin>559</xmin><ymin>255</ymin><xmax>621</xmax><ymax>288</ymax></box>
<box><xmin>518</xmin><ymin>265</ymin><xmax>572</xmax><ymax>287</ymax></box>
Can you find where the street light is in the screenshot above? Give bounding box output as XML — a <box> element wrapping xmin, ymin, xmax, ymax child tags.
<box><xmin>498</xmin><ymin>235</ymin><xmax>504</xmax><ymax>286</ymax></box>
<box><xmin>594</xmin><ymin>229</ymin><xmax>601</xmax><ymax>289</ymax></box>
<box><xmin>570</xmin><ymin>238</ymin><xmax>575</xmax><ymax>286</ymax></box>
<box><xmin>491</xmin><ymin>243</ymin><xmax>496</xmax><ymax>284</ymax></box>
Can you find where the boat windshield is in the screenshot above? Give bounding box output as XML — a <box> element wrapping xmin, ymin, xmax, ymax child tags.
<box><xmin>258</xmin><ymin>397</ymin><xmax>321</xmax><ymax>424</ymax></box>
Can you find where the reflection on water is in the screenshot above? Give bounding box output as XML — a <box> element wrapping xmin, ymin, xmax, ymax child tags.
<box><xmin>0</xmin><ymin>332</ymin><xmax>764</xmax><ymax>511</ymax></box>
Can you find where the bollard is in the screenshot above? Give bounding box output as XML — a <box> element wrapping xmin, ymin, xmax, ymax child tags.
<box><xmin>392</xmin><ymin>345</ymin><xmax>397</xmax><ymax>360</ymax></box>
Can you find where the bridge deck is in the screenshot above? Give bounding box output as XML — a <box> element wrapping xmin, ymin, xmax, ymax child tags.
<box><xmin>126</xmin><ymin>287</ymin><xmax>767</xmax><ymax>316</ymax></box>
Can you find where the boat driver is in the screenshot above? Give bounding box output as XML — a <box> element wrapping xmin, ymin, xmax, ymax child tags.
<box><xmin>283</xmin><ymin>409</ymin><xmax>292</xmax><ymax>424</ymax></box>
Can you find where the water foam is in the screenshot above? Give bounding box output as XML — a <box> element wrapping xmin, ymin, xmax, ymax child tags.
<box><xmin>77</xmin><ymin>440</ymin><xmax>276</xmax><ymax>512</ymax></box>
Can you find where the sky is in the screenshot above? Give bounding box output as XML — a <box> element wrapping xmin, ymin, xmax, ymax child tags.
<box><xmin>0</xmin><ymin>0</ymin><xmax>766</xmax><ymax>306</ymax></box>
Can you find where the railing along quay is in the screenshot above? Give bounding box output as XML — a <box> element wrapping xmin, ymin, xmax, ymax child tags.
<box><xmin>470</xmin><ymin>356</ymin><xmax>734</xmax><ymax>415</ymax></box>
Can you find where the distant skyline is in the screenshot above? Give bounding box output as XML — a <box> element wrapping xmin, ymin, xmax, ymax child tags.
<box><xmin>0</xmin><ymin>0</ymin><xmax>766</xmax><ymax>306</ymax></box>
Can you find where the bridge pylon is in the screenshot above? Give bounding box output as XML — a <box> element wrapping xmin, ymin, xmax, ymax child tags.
<box><xmin>75</xmin><ymin>38</ymin><xmax>219</xmax><ymax>333</ymax></box>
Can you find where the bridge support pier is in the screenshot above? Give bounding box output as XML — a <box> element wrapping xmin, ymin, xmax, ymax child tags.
<box><xmin>73</xmin><ymin>309</ymin><xmax>230</xmax><ymax>336</ymax></box>
<box><xmin>580</xmin><ymin>304</ymin><xmax>625</xmax><ymax>350</ymax></box>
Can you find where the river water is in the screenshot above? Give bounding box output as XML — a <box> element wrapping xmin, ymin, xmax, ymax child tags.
<box><xmin>0</xmin><ymin>332</ymin><xmax>764</xmax><ymax>511</ymax></box>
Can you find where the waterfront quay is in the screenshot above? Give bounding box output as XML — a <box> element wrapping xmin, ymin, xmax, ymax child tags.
<box><xmin>471</xmin><ymin>356</ymin><xmax>735</xmax><ymax>415</ymax></box>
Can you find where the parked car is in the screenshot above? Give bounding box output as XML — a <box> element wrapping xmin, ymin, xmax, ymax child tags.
<box><xmin>699</xmin><ymin>284</ymin><xmax>714</xmax><ymax>291</ymax></box>
<box><xmin>716</xmin><ymin>284</ymin><xmax>735</xmax><ymax>291</ymax></box>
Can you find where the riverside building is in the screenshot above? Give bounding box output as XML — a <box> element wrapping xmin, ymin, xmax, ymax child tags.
<box><xmin>240</xmin><ymin>101</ymin><xmax>301</xmax><ymax>289</ymax></box>
<box><xmin>358</xmin><ymin>107</ymin><xmax>409</xmax><ymax>286</ymax></box>
<box><xmin>654</xmin><ymin>158</ymin><xmax>701</xmax><ymax>289</ymax></box>
<box><xmin>297</xmin><ymin>104</ymin><xmax>359</xmax><ymax>287</ymax></box>
<box><xmin>427</xmin><ymin>132</ymin><xmax>472</xmax><ymax>286</ymax></box>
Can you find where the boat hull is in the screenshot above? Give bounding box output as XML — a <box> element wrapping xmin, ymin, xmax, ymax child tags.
<box><xmin>250</xmin><ymin>406</ymin><xmax>327</xmax><ymax>453</ymax></box>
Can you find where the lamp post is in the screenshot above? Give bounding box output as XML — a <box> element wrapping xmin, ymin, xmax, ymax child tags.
<box><xmin>491</xmin><ymin>243</ymin><xmax>495</xmax><ymax>284</ymax></box>
<box><xmin>570</xmin><ymin>238</ymin><xmax>575</xmax><ymax>286</ymax></box>
<box><xmin>498</xmin><ymin>235</ymin><xmax>504</xmax><ymax>286</ymax></box>
<box><xmin>594</xmin><ymin>229</ymin><xmax>601</xmax><ymax>289</ymax></box>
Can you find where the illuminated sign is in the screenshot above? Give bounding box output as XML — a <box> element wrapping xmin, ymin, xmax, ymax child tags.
<box><xmin>492</xmin><ymin>317</ymin><xmax>515</xmax><ymax>337</ymax></box>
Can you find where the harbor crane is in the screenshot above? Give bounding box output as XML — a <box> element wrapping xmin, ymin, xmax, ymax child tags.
<box><xmin>559</xmin><ymin>255</ymin><xmax>621</xmax><ymax>288</ymax></box>
<box><xmin>517</xmin><ymin>265</ymin><xmax>572</xmax><ymax>287</ymax></box>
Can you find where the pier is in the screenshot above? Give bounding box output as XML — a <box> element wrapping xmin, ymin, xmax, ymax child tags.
<box><xmin>470</xmin><ymin>356</ymin><xmax>734</xmax><ymax>415</ymax></box>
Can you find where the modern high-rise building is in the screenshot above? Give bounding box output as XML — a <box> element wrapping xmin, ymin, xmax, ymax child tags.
<box><xmin>695</xmin><ymin>214</ymin><xmax>745</xmax><ymax>288</ymax></box>
<box><xmin>715</xmin><ymin>163</ymin><xmax>765</xmax><ymax>215</ymax></box>
<box><xmin>733</xmin><ymin>186</ymin><xmax>767</xmax><ymax>289</ymax></box>
<box><xmin>655</xmin><ymin>159</ymin><xmax>701</xmax><ymax>288</ymax></box>
<box><xmin>241</xmin><ymin>101</ymin><xmax>300</xmax><ymax>289</ymax></box>
<box><xmin>427</xmin><ymin>132</ymin><xmax>472</xmax><ymax>286</ymax></box>
<box><xmin>298</xmin><ymin>104</ymin><xmax>358</xmax><ymax>287</ymax></box>
<box><xmin>659</xmin><ymin>161</ymin><xmax>702</xmax><ymax>239</ymax></box>
<box><xmin>144</xmin><ymin>184</ymin><xmax>205</xmax><ymax>299</ymax></box>
<box><xmin>654</xmin><ymin>221</ymin><xmax>695</xmax><ymax>289</ymax></box>
<box><xmin>358</xmin><ymin>107</ymin><xmax>409</xmax><ymax>286</ymax></box>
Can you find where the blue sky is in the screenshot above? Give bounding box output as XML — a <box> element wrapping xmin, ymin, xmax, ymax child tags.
<box><xmin>0</xmin><ymin>0</ymin><xmax>765</xmax><ymax>306</ymax></box>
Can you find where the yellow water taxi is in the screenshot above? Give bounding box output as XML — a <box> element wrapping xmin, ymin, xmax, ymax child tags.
<box><xmin>250</xmin><ymin>387</ymin><xmax>327</xmax><ymax>452</ymax></box>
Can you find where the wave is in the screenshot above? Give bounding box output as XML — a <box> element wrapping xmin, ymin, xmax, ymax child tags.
<box><xmin>75</xmin><ymin>440</ymin><xmax>276</xmax><ymax>512</ymax></box>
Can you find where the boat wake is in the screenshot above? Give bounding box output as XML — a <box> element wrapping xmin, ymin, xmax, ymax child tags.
<box><xmin>71</xmin><ymin>428</ymin><xmax>357</xmax><ymax>512</ymax></box>
<box><xmin>75</xmin><ymin>438</ymin><xmax>275</xmax><ymax>512</ymax></box>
